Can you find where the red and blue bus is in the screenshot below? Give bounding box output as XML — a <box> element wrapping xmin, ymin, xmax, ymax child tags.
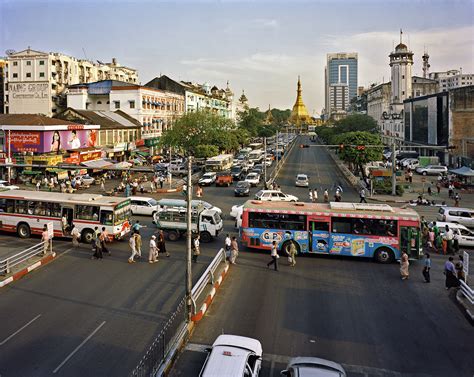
<box><xmin>240</xmin><ymin>201</ymin><xmax>421</xmax><ymax>263</ymax></box>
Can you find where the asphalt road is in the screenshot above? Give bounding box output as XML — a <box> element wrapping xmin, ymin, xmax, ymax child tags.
<box><xmin>169</xmin><ymin>136</ymin><xmax>474</xmax><ymax>377</ymax></box>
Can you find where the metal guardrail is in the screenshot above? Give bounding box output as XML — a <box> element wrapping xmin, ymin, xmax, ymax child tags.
<box><xmin>0</xmin><ymin>240</ymin><xmax>51</xmax><ymax>275</ymax></box>
<box><xmin>129</xmin><ymin>297</ymin><xmax>186</xmax><ymax>377</ymax></box>
<box><xmin>460</xmin><ymin>280</ymin><xmax>474</xmax><ymax>304</ymax></box>
<box><xmin>267</xmin><ymin>136</ymin><xmax>298</xmax><ymax>186</ymax></box>
<box><xmin>191</xmin><ymin>248</ymin><xmax>228</xmax><ymax>315</ymax></box>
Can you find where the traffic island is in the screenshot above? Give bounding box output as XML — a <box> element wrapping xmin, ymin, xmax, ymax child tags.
<box><xmin>0</xmin><ymin>252</ymin><xmax>56</xmax><ymax>288</ymax></box>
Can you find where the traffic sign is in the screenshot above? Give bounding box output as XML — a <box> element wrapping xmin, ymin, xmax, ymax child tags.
<box><xmin>47</xmin><ymin>222</ymin><xmax>54</xmax><ymax>239</ymax></box>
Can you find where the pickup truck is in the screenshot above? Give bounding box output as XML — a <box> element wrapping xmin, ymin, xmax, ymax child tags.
<box><xmin>215</xmin><ymin>171</ymin><xmax>232</xmax><ymax>187</ymax></box>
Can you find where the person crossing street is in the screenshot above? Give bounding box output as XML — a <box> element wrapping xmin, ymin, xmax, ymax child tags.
<box><xmin>148</xmin><ymin>235</ymin><xmax>158</xmax><ymax>263</ymax></box>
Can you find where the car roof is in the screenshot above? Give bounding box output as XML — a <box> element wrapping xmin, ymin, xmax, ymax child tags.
<box><xmin>297</xmin><ymin>174</ymin><xmax>308</xmax><ymax>177</ymax></box>
<box><xmin>440</xmin><ymin>207</ymin><xmax>473</xmax><ymax>212</ymax></box>
<box><xmin>129</xmin><ymin>196</ymin><xmax>154</xmax><ymax>201</ymax></box>
<box><xmin>287</xmin><ymin>357</ymin><xmax>346</xmax><ymax>377</ymax></box>
<box><xmin>429</xmin><ymin>221</ymin><xmax>469</xmax><ymax>231</ymax></box>
<box><xmin>212</xmin><ymin>335</ymin><xmax>262</xmax><ymax>354</ymax></box>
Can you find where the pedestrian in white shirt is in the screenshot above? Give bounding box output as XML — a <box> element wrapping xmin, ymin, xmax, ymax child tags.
<box><xmin>149</xmin><ymin>235</ymin><xmax>158</xmax><ymax>263</ymax></box>
<box><xmin>224</xmin><ymin>234</ymin><xmax>232</xmax><ymax>260</ymax></box>
<box><xmin>128</xmin><ymin>234</ymin><xmax>138</xmax><ymax>263</ymax></box>
<box><xmin>266</xmin><ymin>241</ymin><xmax>279</xmax><ymax>271</ymax></box>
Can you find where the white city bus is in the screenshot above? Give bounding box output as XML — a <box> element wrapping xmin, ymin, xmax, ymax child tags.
<box><xmin>0</xmin><ymin>190</ymin><xmax>131</xmax><ymax>243</ymax></box>
<box><xmin>205</xmin><ymin>154</ymin><xmax>234</xmax><ymax>172</ymax></box>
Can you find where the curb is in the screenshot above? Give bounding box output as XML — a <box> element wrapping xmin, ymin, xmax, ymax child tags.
<box><xmin>456</xmin><ymin>290</ymin><xmax>474</xmax><ymax>325</ymax></box>
<box><xmin>0</xmin><ymin>252</ymin><xmax>56</xmax><ymax>288</ymax></box>
<box><xmin>191</xmin><ymin>263</ymin><xmax>230</xmax><ymax>322</ymax></box>
<box><xmin>368</xmin><ymin>197</ymin><xmax>409</xmax><ymax>204</ymax></box>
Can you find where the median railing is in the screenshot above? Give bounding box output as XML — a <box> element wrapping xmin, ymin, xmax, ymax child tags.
<box><xmin>0</xmin><ymin>241</ymin><xmax>52</xmax><ymax>275</ymax></box>
<box><xmin>191</xmin><ymin>248</ymin><xmax>227</xmax><ymax>315</ymax></box>
<box><xmin>460</xmin><ymin>280</ymin><xmax>474</xmax><ymax>305</ymax></box>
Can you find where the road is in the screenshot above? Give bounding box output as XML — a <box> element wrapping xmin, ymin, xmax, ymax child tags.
<box><xmin>169</xmin><ymin>136</ymin><xmax>474</xmax><ymax>377</ymax></box>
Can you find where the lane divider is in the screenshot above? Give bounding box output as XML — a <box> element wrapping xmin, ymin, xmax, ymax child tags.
<box><xmin>191</xmin><ymin>263</ymin><xmax>229</xmax><ymax>322</ymax></box>
<box><xmin>0</xmin><ymin>252</ymin><xmax>56</xmax><ymax>288</ymax></box>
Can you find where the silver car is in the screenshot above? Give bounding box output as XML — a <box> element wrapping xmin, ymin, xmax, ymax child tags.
<box><xmin>281</xmin><ymin>357</ymin><xmax>346</xmax><ymax>377</ymax></box>
<box><xmin>415</xmin><ymin>165</ymin><xmax>447</xmax><ymax>176</ymax></box>
<box><xmin>295</xmin><ymin>174</ymin><xmax>309</xmax><ymax>187</ymax></box>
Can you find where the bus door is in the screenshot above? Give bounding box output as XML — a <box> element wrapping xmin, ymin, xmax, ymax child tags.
<box><xmin>399</xmin><ymin>226</ymin><xmax>421</xmax><ymax>259</ymax></box>
<box><xmin>61</xmin><ymin>206</ymin><xmax>74</xmax><ymax>233</ymax></box>
<box><xmin>308</xmin><ymin>218</ymin><xmax>330</xmax><ymax>253</ymax></box>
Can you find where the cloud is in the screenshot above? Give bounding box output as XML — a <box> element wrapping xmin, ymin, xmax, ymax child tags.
<box><xmin>252</xmin><ymin>18</ymin><xmax>279</xmax><ymax>28</ymax></box>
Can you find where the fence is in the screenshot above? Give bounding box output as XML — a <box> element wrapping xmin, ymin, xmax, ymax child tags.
<box><xmin>129</xmin><ymin>297</ymin><xmax>186</xmax><ymax>377</ymax></box>
<box><xmin>267</xmin><ymin>136</ymin><xmax>298</xmax><ymax>187</ymax></box>
<box><xmin>191</xmin><ymin>248</ymin><xmax>227</xmax><ymax>315</ymax></box>
<box><xmin>460</xmin><ymin>280</ymin><xmax>474</xmax><ymax>305</ymax></box>
<box><xmin>0</xmin><ymin>240</ymin><xmax>51</xmax><ymax>275</ymax></box>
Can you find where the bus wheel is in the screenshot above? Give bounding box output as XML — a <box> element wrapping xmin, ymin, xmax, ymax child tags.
<box><xmin>168</xmin><ymin>230</ymin><xmax>180</xmax><ymax>242</ymax></box>
<box><xmin>81</xmin><ymin>229</ymin><xmax>94</xmax><ymax>243</ymax></box>
<box><xmin>200</xmin><ymin>231</ymin><xmax>212</xmax><ymax>243</ymax></box>
<box><xmin>374</xmin><ymin>247</ymin><xmax>394</xmax><ymax>263</ymax></box>
<box><xmin>17</xmin><ymin>223</ymin><xmax>31</xmax><ymax>239</ymax></box>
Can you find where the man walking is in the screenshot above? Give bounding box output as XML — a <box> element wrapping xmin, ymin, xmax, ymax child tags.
<box><xmin>224</xmin><ymin>234</ymin><xmax>232</xmax><ymax>261</ymax></box>
<box><xmin>41</xmin><ymin>225</ymin><xmax>50</xmax><ymax>255</ymax></box>
<box><xmin>454</xmin><ymin>193</ymin><xmax>460</xmax><ymax>207</ymax></box>
<box><xmin>266</xmin><ymin>241</ymin><xmax>279</xmax><ymax>271</ymax></box>
<box><xmin>135</xmin><ymin>232</ymin><xmax>142</xmax><ymax>259</ymax></box>
<box><xmin>422</xmin><ymin>253</ymin><xmax>431</xmax><ymax>283</ymax></box>
<box><xmin>445</xmin><ymin>225</ymin><xmax>454</xmax><ymax>255</ymax></box>
<box><xmin>132</xmin><ymin>220</ymin><xmax>146</xmax><ymax>234</ymax></box>
<box><xmin>312</xmin><ymin>188</ymin><xmax>318</xmax><ymax>203</ymax></box>
<box><xmin>323</xmin><ymin>189</ymin><xmax>329</xmax><ymax>203</ymax></box>
<box><xmin>230</xmin><ymin>236</ymin><xmax>239</xmax><ymax>264</ymax></box>
<box><xmin>149</xmin><ymin>235</ymin><xmax>158</xmax><ymax>264</ymax></box>
<box><xmin>128</xmin><ymin>234</ymin><xmax>138</xmax><ymax>263</ymax></box>
<box><xmin>192</xmin><ymin>234</ymin><xmax>200</xmax><ymax>263</ymax></box>
<box><xmin>92</xmin><ymin>226</ymin><xmax>103</xmax><ymax>260</ymax></box>
<box><xmin>359</xmin><ymin>188</ymin><xmax>367</xmax><ymax>203</ymax></box>
<box><xmin>100</xmin><ymin>227</ymin><xmax>110</xmax><ymax>255</ymax></box>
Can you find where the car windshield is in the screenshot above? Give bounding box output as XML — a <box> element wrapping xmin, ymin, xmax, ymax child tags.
<box><xmin>203</xmin><ymin>173</ymin><xmax>214</xmax><ymax>178</ymax></box>
<box><xmin>237</xmin><ymin>182</ymin><xmax>248</xmax><ymax>188</ymax></box>
<box><xmin>297</xmin><ymin>176</ymin><xmax>306</xmax><ymax>180</ymax></box>
<box><xmin>248</xmin><ymin>174</ymin><xmax>257</xmax><ymax>178</ymax></box>
<box><xmin>148</xmin><ymin>199</ymin><xmax>158</xmax><ymax>206</ymax></box>
<box><xmin>231</xmin><ymin>167</ymin><xmax>241</xmax><ymax>172</ymax></box>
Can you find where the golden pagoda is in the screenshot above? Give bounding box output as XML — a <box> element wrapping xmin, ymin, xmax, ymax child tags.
<box><xmin>289</xmin><ymin>76</ymin><xmax>314</xmax><ymax>129</ymax></box>
<box><xmin>264</xmin><ymin>104</ymin><xmax>274</xmax><ymax>125</ymax></box>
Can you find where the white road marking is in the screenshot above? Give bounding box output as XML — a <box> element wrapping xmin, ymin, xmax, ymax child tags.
<box><xmin>52</xmin><ymin>321</ymin><xmax>106</xmax><ymax>374</ymax></box>
<box><xmin>0</xmin><ymin>314</ymin><xmax>42</xmax><ymax>346</ymax></box>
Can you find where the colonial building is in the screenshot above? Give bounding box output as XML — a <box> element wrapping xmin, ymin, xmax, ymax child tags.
<box><xmin>289</xmin><ymin>77</ymin><xmax>314</xmax><ymax>129</ymax></box>
<box><xmin>367</xmin><ymin>82</ymin><xmax>391</xmax><ymax>132</ymax></box>
<box><xmin>5</xmin><ymin>48</ymin><xmax>138</xmax><ymax>116</ymax></box>
<box><xmin>146</xmin><ymin>75</ymin><xmax>233</xmax><ymax>119</ymax></box>
<box><xmin>66</xmin><ymin>80</ymin><xmax>184</xmax><ymax>149</ymax></box>
<box><xmin>429</xmin><ymin>70</ymin><xmax>473</xmax><ymax>92</ymax></box>
<box><xmin>0</xmin><ymin>58</ymin><xmax>7</xmax><ymax>114</ymax></box>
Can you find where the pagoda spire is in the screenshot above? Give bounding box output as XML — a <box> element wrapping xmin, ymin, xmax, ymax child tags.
<box><xmin>289</xmin><ymin>76</ymin><xmax>313</xmax><ymax>129</ymax></box>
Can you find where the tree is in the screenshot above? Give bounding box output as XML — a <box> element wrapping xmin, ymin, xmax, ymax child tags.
<box><xmin>238</xmin><ymin>107</ymin><xmax>265</xmax><ymax>137</ymax></box>
<box><xmin>333</xmin><ymin>114</ymin><xmax>377</xmax><ymax>134</ymax></box>
<box><xmin>159</xmin><ymin>110</ymin><xmax>237</xmax><ymax>158</ymax></box>
<box><xmin>335</xmin><ymin>131</ymin><xmax>383</xmax><ymax>181</ymax></box>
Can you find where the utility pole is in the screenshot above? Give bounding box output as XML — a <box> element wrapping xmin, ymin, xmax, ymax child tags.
<box><xmin>185</xmin><ymin>156</ymin><xmax>193</xmax><ymax>322</ymax></box>
<box><xmin>263</xmin><ymin>137</ymin><xmax>267</xmax><ymax>188</ymax></box>
<box><xmin>7</xmin><ymin>129</ymin><xmax>11</xmax><ymax>183</ymax></box>
<box><xmin>391</xmin><ymin>140</ymin><xmax>397</xmax><ymax>196</ymax></box>
<box><xmin>169</xmin><ymin>147</ymin><xmax>172</xmax><ymax>189</ymax></box>
<box><xmin>276</xmin><ymin>130</ymin><xmax>279</xmax><ymax>167</ymax></box>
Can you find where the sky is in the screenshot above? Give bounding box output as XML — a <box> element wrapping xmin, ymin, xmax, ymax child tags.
<box><xmin>1</xmin><ymin>0</ymin><xmax>473</xmax><ymax>115</ymax></box>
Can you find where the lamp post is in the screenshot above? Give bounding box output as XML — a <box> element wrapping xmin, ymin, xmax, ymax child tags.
<box><xmin>185</xmin><ymin>156</ymin><xmax>193</xmax><ymax>321</ymax></box>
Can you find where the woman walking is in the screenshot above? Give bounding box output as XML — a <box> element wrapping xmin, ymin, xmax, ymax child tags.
<box><xmin>400</xmin><ymin>251</ymin><xmax>409</xmax><ymax>280</ymax></box>
<box><xmin>230</xmin><ymin>236</ymin><xmax>239</xmax><ymax>264</ymax></box>
<box><xmin>444</xmin><ymin>256</ymin><xmax>460</xmax><ymax>289</ymax></box>
<box><xmin>266</xmin><ymin>241</ymin><xmax>279</xmax><ymax>271</ymax></box>
<box><xmin>157</xmin><ymin>230</ymin><xmax>169</xmax><ymax>257</ymax></box>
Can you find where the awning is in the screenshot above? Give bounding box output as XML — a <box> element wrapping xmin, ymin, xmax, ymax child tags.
<box><xmin>113</xmin><ymin>161</ymin><xmax>132</xmax><ymax>169</ymax></box>
<box><xmin>21</xmin><ymin>170</ymin><xmax>42</xmax><ymax>175</ymax></box>
<box><xmin>81</xmin><ymin>159</ymin><xmax>113</xmax><ymax>169</ymax></box>
<box><xmin>449</xmin><ymin>166</ymin><xmax>474</xmax><ymax>177</ymax></box>
<box><xmin>135</xmin><ymin>150</ymin><xmax>150</xmax><ymax>157</ymax></box>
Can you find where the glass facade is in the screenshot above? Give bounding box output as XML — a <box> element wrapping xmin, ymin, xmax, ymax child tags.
<box><xmin>328</xmin><ymin>57</ymin><xmax>358</xmax><ymax>102</ymax></box>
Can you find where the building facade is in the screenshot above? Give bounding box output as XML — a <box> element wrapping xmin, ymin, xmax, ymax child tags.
<box><xmin>0</xmin><ymin>58</ymin><xmax>7</xmax><ymax>114</ymax></box>
<box><xmin>449</xmin><ymin>86</ymin><xmax>474</xmax><ymax>165</ymax></box>
<box><xmin>429</xmin><ymin>70</ymin><xmax>473</xmax><ymax>92</ymax></box>
<box><xmin>367</xmin><ymin>83</ymin><xmax>391</xmax><ymax>131</ymax></box>
<box><xmin>5</xmin><ymin>48</ymin><xmax>138</xmax><ymax>116</ymax></box>
<box><xmin>67</xmin><ymin>80</ymin><xmax>184</xmax><ymax>149</ymax></box>
<box><xmin>324</xmin><ymin>52</ymin><xmax>358</xmax><ymax>120</ymax></box>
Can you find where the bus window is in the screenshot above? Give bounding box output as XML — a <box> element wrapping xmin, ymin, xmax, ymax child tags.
<box><xmin>332</xmin><ymin>218</ymin><xmax>352</xmax><ymax>233</ymax></box>
<box><xmin>76</xmin><ymin>205</ymin><xmax>100</xmax><ymax>221</ymax></box>
<box><xmin>100</xmin><ymin>210</ymin><xmax>113</xmax><ymax>226</ymax></box>
<box><xmin>49</xmin><ymin>203</ymin><xmax>62</xmax><ymax>218</ymax></box>
<box><xmin>16</xmin><ymin>200</ymin><xmax>28</xmax><ymax>214</ymax></box>
<box><xmin>0</xmin><ymin>199</ymin><xmax>14</xmax><ymax>213</ymax></box>
<box><xmin>312</xmin><ymin>222</ymin><xmax>329</xmax><ymax>232</ymax></box>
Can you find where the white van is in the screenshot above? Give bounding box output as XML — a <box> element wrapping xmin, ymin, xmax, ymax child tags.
<box><xmin>200</xmin><ymin>335</ymin><xmax>262</xmax><ymax>377</ymax></box>
<box><xmin>429</xmin><ymin>221</ymin><xmax>474</xmax><ymax>247</ymax></box>
<box><xmin>437</xmin><ymin>207</ymin><xmax>474</xmax><ymax>228</ymax></box>
<box><xmin>156</xmin><ymin>198</ymin><xmax>222</xmax><ymax>215</ymax></box>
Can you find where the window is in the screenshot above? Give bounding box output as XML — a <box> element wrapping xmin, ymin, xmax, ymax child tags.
<box><xmin>100</xmin><ymin>210</ymin><xmax>113</xmax><ymax>226</ymax></box>
<box><xmin>0</xmin><ymin>199</ymin><xmax>15</xmax><ymax>213</ymax></box>
<box><xmin>75</xmin><ymin>205</ymin><xmax>99</xmax><ymax>221</ymax></box>
<box><xmin>26</xmin><ymin>61</ymin><xmax>31</xmax><ymax>66</ymax></box>
<box><xmin>402</xmin><ymin>75</ymin><xmax>405</xmax><ymax>79</ymax></box>
<box><xmin>48</xmin><ymin>203</ymin><xmax>62</xmax><ymax>218</ymax></box>
<box><xmin>12</xmin><ymin>73</ymin><xmax>18</xmax><ymax>78</ymax></box>
<box><xmin>312</xmin><ymin>221</ymin><xmax>329</xmax><ymax>232</ymax></box>
<box><xmin>129</xmin><ymin>100</ymin><xmax>135</xmax><ymax>109</ymax></box>
<box><xmin>16</xmin><ymin>200</ymin><xmax>28</xmax><ymax>214</ymax></box>
<box><xmin>332</xmin><ymin>218</ymin><xmax>352</xmax><ymax>234</ymax></box>
<box><xmin>248</xmin><ymin>212</ymin><xmax>306</xmax><ymax>231</ymax></box>
<box><xmin>12</xmin><ymin>61</ymin><xmax>18</xmax><ymax>66</ymax></box>
<box><xmin>26</xmin><ymin>73</ymin><xmax>31</xmax><ymax>78</ymax></box>
<box><xmin>114</xmin><ymin>101</ymin><xmax>120</xmax><ymax>109</ymax></box>
<box><xmin>97</xmin><ymin>101</ymin><xmax>102</xmax><ymax>105</ymax></box>
<box><xmin>39</xmin><ymin>60</ymin><xmax>45</xmax><ymax>65</ymax></box>
<box><xmin>332</xmin><ymin>217</ymin><xmax>398</xmax><ymax>236</ymax></box>
<box><xmin>39</xmin><ymin>72</ymin><xmax>45</xmax><ymax>78</ymax></box>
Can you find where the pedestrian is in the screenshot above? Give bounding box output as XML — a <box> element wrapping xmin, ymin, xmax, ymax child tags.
<box><xmin>445</xmin><ymin>225</ymin><xmax>454</xmax><ymax>255</ymax></box>
<box><xmin>266</xmin><ymin>241</ymin><xmax>279</xmax><ymax>271</ymax></box>
<box><xmin>132</xmin><ymin>180</ymin><xmax>138</xmax><ymax>195</ymax></box>
<box><xmin>453</xmin><ymin>229</ymin><xmax>460</xmax><ymax>254</ymax></box>
<box><xmin>428</xmin><ymin>228</ymin><xmax>436</xmax><ymax>250</ymax></box>
<box><xmin>427</xmin><ymin>183</ymin><xmax>432</xmax><ymax>196</ymax></box>
<box><xmin>224</xmin><ymin>234</ymin><xmax>232</xmax><ymax>261</ymax></box>
<box><xmin>41</xmin><ymin>225</ymin><xmax>50</xmax><ymax>255</ymax></box>
<box><xmin>359</xmin><ymin>187</ymin><xmax>367</xmax><ymax>203</ymax></box>
<box><xmin>71</xmin><ymin>225</ymin><xmax>80</xmax><ymax>248</ymax></box>
<box><xmin>135</xmin><ymin>232</ymin><xmax>142</xmax><ymax>259</ymax></box>
<box><xmin>159</xmin><ymin>175</ymin><xmax>164</xmax><ymax>189</ymax></box>
<box><xmin>455</xmin><ymin>255</ymin><xmax>465</xmax><ymax>282</ymax></box>
<box><xmin>312</xmin><ymin>188</ymin><xmax>318</xmax><ymax>203</ymax></box>
<box><xmin>192</xmin><ymin>234</ymin><xmax>200</xmax><ymax>263</ymax></box>
<box><xmin>286</xmin><ymin>240</ymin><xmax>297</xmax><ymax>267</ymax></box>
<box><xmin>125</xmin><ymin>183</ymin><xmax>131</xmax><ymax>197</ymax></box>
<box><xmin>91</xmin><ymin>226</ymin><xmax>103</xmax><ymax>259</ymax></box>
<box><xmin>308</xmin><ymin>189</ymin><xmax>313</xmax><ymax>203</ymax></box>
<box><xmin>454</xmin><ymin>193</ymin><xmax>460</xmax><ymax>207</ymax></box>
<box><xmin>230</xmin><ymin>236</ymin><xmax>239</xmax><ymax>264</ymax></box>
<box><xmin>422</xmin><ymin>252</ymin><xmax>431</xmax><ymax>283</ymax></box>
<box><xmin>132</xmin><ymin>220</ymin><xmax>146</xmax><ymax>234</ymax></box>
<box><xmin>334</xmin><ymin>189</ymin><xmax>341</xmax><ymax>202</ymax></box>
<box><xmin>100</xmin><ymin>227</ymin><xmax>110</xmax><ymax>255</ymax></box>
<box><xmin>157</xmin><ymin>229</ymin><xmax>169</xmax><ymax>257</ymax></box>
<box><xmin>139</xmin><ymin>183</ymin><xmax>144</xmax><ymax>194</ymax></box>
<box><xmin>436</xmin><ymin>181</ymin><xmax>441</xmax><ymax>195</ymax></box>
<box><xmin>128</xmin><ymin>234</ymin><xmax>137</xmax><ymax>263</ymax></box>
<box><xmin>101</xmin><ymin>180</ymin><xmax>105</xmax><ymax>192</ymax></box>
<box><xmin>400</xmin><ymin>251</ymin><xmax>409</xmax><ymax>280</ymax></box>
<box><xmin>444</xmin><ymin>256</ymin><xmax>460</xmax><ymax>289</ymax></box>
<box><xmin>196</xmin><ymin>185</ymin><xmax>203</xmax><ymax>198</ymax></box>
<box><xmin>448</xmin><ymin>183</ymin><xmax>454</xmax><ymax>198</ymax></box>
<box><xmin>149</xmin><ymin>235</ymin><xmax>158</xmax><ymax>263</ymax></box>
<box><xmin>408</xmin><ymin>170</ymin><xmax>413</xmax><ymax>184</ymax></box>
<box><xmin>323</xmin><ymin>189</ymin><xmax>329</xmax><ymax>203</ymax></box>
<box><xmin>36</xmin><ymin>181</ymin><xmax>41</xmax><ymax>191</ymax></box>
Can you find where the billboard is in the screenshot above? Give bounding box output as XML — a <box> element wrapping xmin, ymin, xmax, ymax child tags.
<box><xmin>6</xmin><ymin>129</ymin><xmax>98</xmax><ymax>153</ymax></box>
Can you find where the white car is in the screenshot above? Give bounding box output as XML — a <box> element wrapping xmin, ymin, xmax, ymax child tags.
<box><xmin>415</xmin><ymin>165</ymin><xmax>448</xmax><ymax>176</ymax></box>
<box><xmin>429</xmin><ymin>221</ymin><xmax>474</xmax><ymax>247</ymax></box>
<box><xmin>255</xmin><ymin>190</ymin><xmax>298</xmax><ymax>202</ymax></box>
<box><xmin>198</xmin><ymin>172</ymin><xmax>217</xmax><ymax>186</ymax></box>
<box><xmin>281</xmin><ymin>357</ymin><xmax>346</xmax><ymax>377</ymax></box>
<box><xmin>437</xmin><ymin>207</ymin><xmax>474</xmax><ymax>228</ymax></box>
<box><xmin>130</xmin><ymin>196</ymin><xmax>159</xmax><ymax>216</ymax></box>
<box><xmin>0</xmin><ymin>180</ymin><xmax>19</xmax><ymax>190</ymax></box>
<box><xmin>199</xmin><ymin>334</ymin><xmax>262</xmax><ymax>377</ymax></box>
<box><xmin>295</xmin><ymin>174</ymin><xmax>309</xmax><ymax>187</ymax></box>
<box><xmin>77</xmin><ymin>175</ymin><xmax>95</xmax><ymax>185</ymax></box>
<box><xmin>245</xmin><ymin>172</ymin><xmax>260</xmax><ymax>187</ymax></box>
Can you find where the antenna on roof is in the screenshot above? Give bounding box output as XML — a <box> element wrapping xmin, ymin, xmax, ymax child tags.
<box><xmin>82</xmin><ymin>47</ymin><xmax>88</xmax><ymax>61</ymax></box>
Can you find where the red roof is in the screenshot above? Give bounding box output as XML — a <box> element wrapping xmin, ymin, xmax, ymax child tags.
<box><xmin>0</xmin><ymin>114</ymin><xmax>80</xmax><ymax>126</ymax></box>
